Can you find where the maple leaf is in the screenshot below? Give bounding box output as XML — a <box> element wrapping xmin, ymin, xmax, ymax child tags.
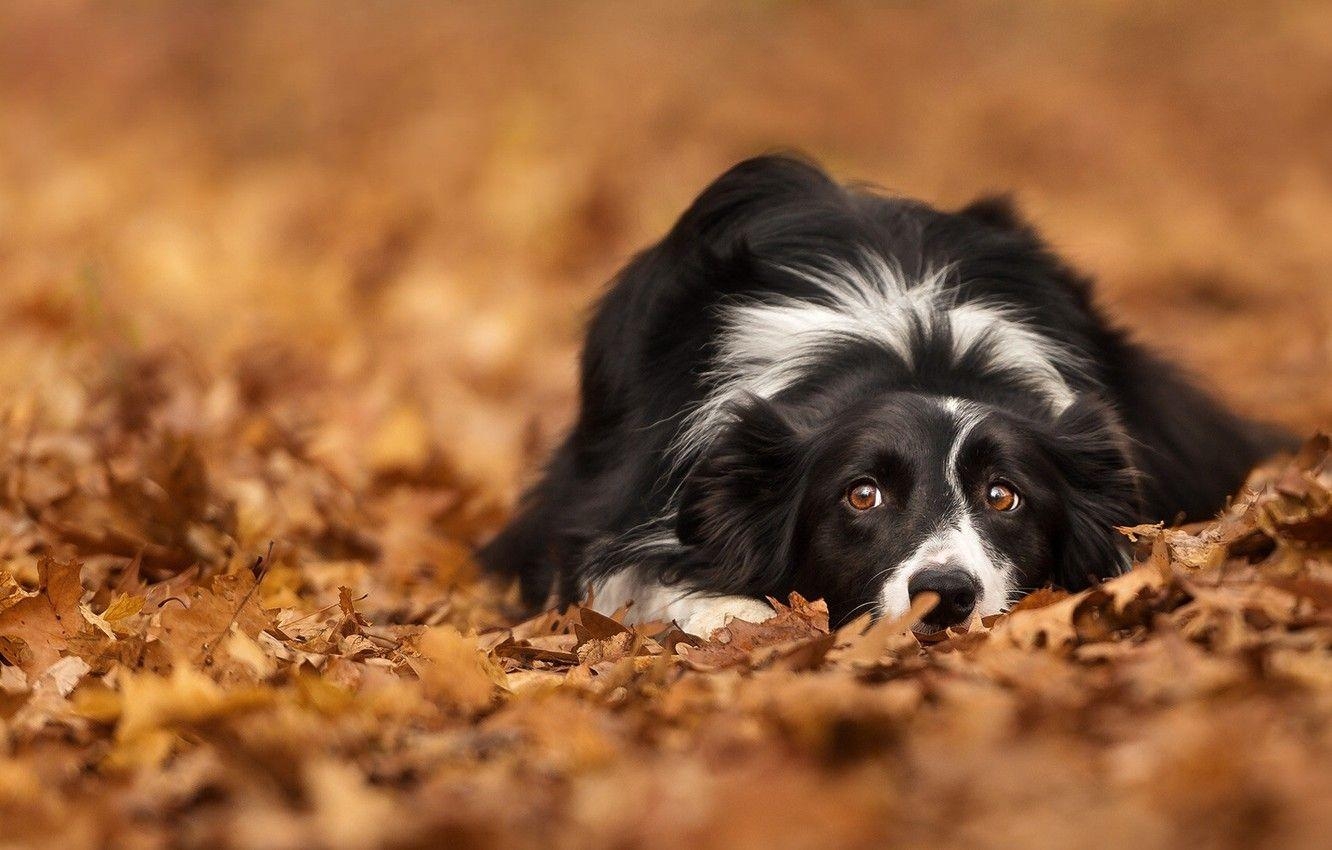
<box><xmin>0</xmin><ymin>557</ymin><xmax>89</xmax><ymax>675</ymax></box>
<box><xmin>158</xmin><ymin>569</ymin><xmax>271</xmax><ymax>669</ymax></box>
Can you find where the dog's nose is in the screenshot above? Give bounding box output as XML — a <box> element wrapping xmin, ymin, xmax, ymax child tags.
<box><xmin>908</xmin><ymin>568</ymin><xmax>980</xmax><ymax>628</ymax></box>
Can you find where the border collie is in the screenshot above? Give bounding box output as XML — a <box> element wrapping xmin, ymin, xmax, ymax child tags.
<box><xmin>480</xmin><ymin>155</ymin><xmax>1288</xmax><ymax>635</ymax></box>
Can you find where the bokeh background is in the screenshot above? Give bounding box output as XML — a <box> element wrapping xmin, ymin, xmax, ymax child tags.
<box><xmin>3</xmin><ymin>5</ymin><xmax>1332</xmax><ymax>848</ymax></box>
<box><xmin>4</xmin><ymin>2</ymin><xmax>1331</xmax><ymax>499</ymax></box>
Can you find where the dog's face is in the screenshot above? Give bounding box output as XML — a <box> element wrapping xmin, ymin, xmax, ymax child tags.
<box><xmin>677</xmin><ymin>391</ymin><xmax>1141</xmax><ymax>630</ymax></box>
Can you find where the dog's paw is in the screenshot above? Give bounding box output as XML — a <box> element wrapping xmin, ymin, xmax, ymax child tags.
<box><xmin>676</xmin><ymin>596</ymin><xmax>775</xmax><ymax>638</ymax></box>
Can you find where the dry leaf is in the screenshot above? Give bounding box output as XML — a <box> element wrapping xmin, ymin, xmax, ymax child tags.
<box><xmin>158</xmin><ymin>570</ymin><xmax>270</xmax><ymax>664</ymax></box>
<box><xmin>0</xmin><ymin>557</ymin><xmax>87</xmax><ymax>675</ymax></box>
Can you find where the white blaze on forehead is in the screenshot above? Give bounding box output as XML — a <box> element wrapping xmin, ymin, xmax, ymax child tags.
<box><xmin>877</xmin><ymin>398</ymin><xmax>1019</xmax><ymax>620</ymax></box>
<box><xmin>669</xmin><ymin>250</ymin><xmax>1078</xmax><ymax>469</ymax></box>
<box><xmin>943</xmin><ymin>397</ymin><xmax>983</xmax><ymax>492</ymax></box>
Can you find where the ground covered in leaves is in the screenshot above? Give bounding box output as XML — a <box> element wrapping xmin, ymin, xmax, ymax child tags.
<box><xmin>2</xmin><ymin>3</ymin><xmax>1332</xmax><ymax>849</ymax></box>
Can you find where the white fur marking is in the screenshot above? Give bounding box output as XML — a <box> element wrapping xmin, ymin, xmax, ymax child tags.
<box><xmin>588</xmin><ymin>570</ymin><xmax>775</xmax><ymax>636</ymax></box>
<box><xmin>877</xmin><ymin>399</ymin><xmax>1018</xmax><ymax>622</ymax></box>
<box><xmin>943</xmin><ymin>398</ymin><xmax>985</xmax><ymax>492</ymax></box>
<box><xmin>670</xmin><ymin>251</ymin><xmax>1077</xmax><ymax>468</ymax></box>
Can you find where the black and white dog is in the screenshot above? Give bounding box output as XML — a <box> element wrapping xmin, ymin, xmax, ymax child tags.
<box><xmin>480</xmin><ymin>155</ymin><xmax>1288</xmax><ymax>635</ymax></box>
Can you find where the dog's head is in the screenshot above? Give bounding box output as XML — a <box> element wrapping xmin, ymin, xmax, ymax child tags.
<box><xmin>644</xmin><ymin>155</ymin><xmax>1148</xmax><ymax>629</ymax></box>
<box><xmin>676</xmin><ymin>391</ymin><xmax>1141</xmax><ymax>630</ymax></box>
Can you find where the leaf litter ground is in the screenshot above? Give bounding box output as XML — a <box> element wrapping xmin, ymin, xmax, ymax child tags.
<box><xmin>3</xmin><ymin>356</ymin><xmax>1332</xmax><ymax>849</ymax></box>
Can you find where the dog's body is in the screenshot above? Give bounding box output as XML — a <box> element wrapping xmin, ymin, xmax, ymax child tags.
<box><xmin>480</xmin><ymin>156</ymin><xmax>1288</xmax><ymax>634</ymax></box>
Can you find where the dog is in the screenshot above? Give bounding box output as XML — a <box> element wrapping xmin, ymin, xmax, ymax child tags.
<box><xmin>479</xmin><ymin>155</ymin><xmax>1289</xmax><ymax>635</ymax></box>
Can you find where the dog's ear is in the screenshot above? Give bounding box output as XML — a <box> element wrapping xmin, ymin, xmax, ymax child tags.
<box><xmin>670</xmin><ymin>154</ymin><xmax>837</xmax><ymax>247</ymax></box>
<box><xmin>958</xmin><ymin>194</ymin><xmax>1038</xmax><ymax>238</ymax></box>
<box><xmin>1044</xmin><ymin>396</ymin><xmax>1143</xmax><ymax>589</ymax></box>
<box><xmin>676</xmin><ymin>397</ymin><xmax>806</xmax><ymax>595</ymax></box>
<box><xmin>607</xmin><ymin>154</ymin><xmax>840</xmax><ymax>325</ymax></box>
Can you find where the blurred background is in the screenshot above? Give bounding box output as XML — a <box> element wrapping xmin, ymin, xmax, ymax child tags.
<box><xmin>2</xmin><ymin>6</ymin><xmax>1332</xmax><ymax>845</ymax></box>
<box><xmin>2</xmin><ymin>0</ymin><xmax>1330</xmax><ymax>510</ymax></box>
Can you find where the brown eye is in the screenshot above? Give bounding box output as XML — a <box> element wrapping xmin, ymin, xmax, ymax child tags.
<box><xmin>846</xmin><ymin>478</ymin><xmax>883</xmax><ymax>511</ymax></box>
<box><xmin>985</xmin><ymin>481</ymin><xmax>1020</xmax><ymax>512</ymax></box>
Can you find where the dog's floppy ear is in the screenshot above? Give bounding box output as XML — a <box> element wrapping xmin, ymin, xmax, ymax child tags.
<box><xmin>676</xmin><ymin>397</ymin><xmax>806</xmax><ymax>595</ymax></box>
<box><xmin>958</xmin><ymin>194</ymin><xmax>1038</xmax><ymax>238</ymax></box>
<box><xmin>1044</xmin><ymin>396</ymin><xmax>1143</xmax><ymax>589</ymax></box>
<box><xmin>670</xmin><ymin>154</ymin><xmax>837</xmax><ymax>247</ymax></box>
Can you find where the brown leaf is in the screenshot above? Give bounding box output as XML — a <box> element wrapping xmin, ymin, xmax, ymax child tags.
<box><xmin>337</xmin><ymin>585</ymin><xmax>370</xmax><ymax>630</ymax></box>
<box><xmin>1007</xmin><ymin>587</ymin><xmax>1070</xmax><ymax>614</ymax></box>
<box><xmin>158</xmin><ymin>570</ymin><xmax>271</xmax><ymax>667</ymax></box>
<box><xmin>491</xmin><ymin>634</ymin><xmax>581</xmax><ymax>666</ymax></box>
<box><xmin>679</xmin><ymin>594</ymin><xmax>831</xmax><ymax>671</ymax></box>
<box><xmin>573</xmin><ymin>606</ymin><xmax>631</xmax><ymax>648</ymax></box>
<box><xmin>111</xmin><ymin>665</ymin><xmax>272</xmax><ymax>768</ymax></box>
<box><xmin>992</xmin><ymin>590</ymin><xmax>1088</xmax><ymax>652</ymax></box>
<box><xmin>0</xmin><ymin>557</ymin><xmax>88</xmax><ymax>675</ymax></box>
<box><xmin>830</xmin><ymin>592</ymin><xmax>939</xmax><ymax>669</ymax></box>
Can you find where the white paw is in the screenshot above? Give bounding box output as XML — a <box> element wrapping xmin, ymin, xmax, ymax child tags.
<box><xmin>675</xmin><ymin>596</ymin><xmax>776</xmax><ymax>637</ymax></box>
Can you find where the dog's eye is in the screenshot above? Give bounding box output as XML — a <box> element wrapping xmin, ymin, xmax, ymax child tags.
<box><xmin>846</xmin><ymin>478</ymin><xmax>883</xmax><ymax>511</ymax></box>
<box><xmin>985</xmin><ymin>481</ymin><xmax>1021</xmax><ymax>512</ymax></box>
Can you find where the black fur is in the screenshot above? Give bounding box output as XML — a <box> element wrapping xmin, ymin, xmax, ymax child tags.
<box><xmin>480</xmin><ymin>155</ymin><xmax>1290</xmax><ymax>623</ymax></box>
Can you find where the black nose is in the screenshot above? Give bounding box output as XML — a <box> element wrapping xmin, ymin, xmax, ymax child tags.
<box><xmin>908</xmin><ymin>568</ymin><xmax>980</xmax><ymax>628</ymax></box>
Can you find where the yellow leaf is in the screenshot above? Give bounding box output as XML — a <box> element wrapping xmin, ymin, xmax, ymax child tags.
<box><xmin>101</xmin><ymin>593</ymin><xmax>145</xmax><ymax>624</ymax></box>
<box><xmin>79</xmin><ymin>602</ymin><xmax>117</xmax><ymax>640</ymax></box>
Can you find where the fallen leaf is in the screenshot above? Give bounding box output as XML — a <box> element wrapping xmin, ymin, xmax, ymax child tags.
<box><xmin>0</xmin><ymin>557</ymin><xmax>88</xmax><ymax>675</ymax></box>
<box><xmin>679</xmin><ymin>594</ymin><xmax>832</xmax><ymax>671</ymax></box>
<box><xmin>158</xmin><ymin>569</ymin><xmax>271</xmax><ymax>665</ymax></box>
